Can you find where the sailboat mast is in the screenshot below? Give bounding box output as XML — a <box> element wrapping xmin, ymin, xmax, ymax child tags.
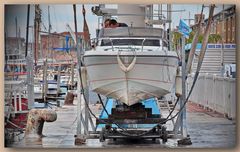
<box><xmin>167</xmin><ymin>4</ymin><xmax>172</xmax><ymax>51</ymax></box>
<box><xmin>15</xmin><ymin>17</ymin><xmax>19</xmax><ymax>52</ymax></box>
<box><xmin>47</xmin><ymin>5</ymin><xmax>51</xmax><ymax>60</ymax></box>
<box><xmin>4</xmin><ymin>32</ymin><xmax>7</xmax><ymax>63</ymax></box>
<box><xmin>25</xmin><ymin>4</ymin><xmax>30</xmax><ymax>57</ymax></box>
<box><xmin>43</xmin><ymin>5</ymin><xmax>51</xmax><ymax>102</ymax></box>
<box><xmin>34</xmin><ymin>4</ymin><xmax>41</xmax><ymax>65</ymax></box>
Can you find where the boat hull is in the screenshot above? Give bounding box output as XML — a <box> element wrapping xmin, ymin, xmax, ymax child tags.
<box><xmin>83</xmin><ymin>51</ymin><xmax>179</xmax><ymax>106</ymax></box>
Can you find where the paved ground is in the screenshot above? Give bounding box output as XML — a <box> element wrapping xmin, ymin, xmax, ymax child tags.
<box><xmin>9</xmin><ymin>100</ymin><xmax>236</xmax><ymax>148</ymax></box>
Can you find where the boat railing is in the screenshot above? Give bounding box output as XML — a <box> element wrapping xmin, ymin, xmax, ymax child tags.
<box><xmin>5</xmin><ymin>80</ymin><xmax>28</xmax><ymax>115</ymax></box>
<box><xmin>141</xmin><ymin>39</ymin><xmax>147</xmax><ymax>52</ymax></box>
<box><xmin>107</xmin><ymin>38</ymin><xmax>114</xmax><ymax>51</ymax></box>
<box><xmin>6</xmin><ymin>59</ymin><xmax>26</xmax><ymax>65</ymax></box>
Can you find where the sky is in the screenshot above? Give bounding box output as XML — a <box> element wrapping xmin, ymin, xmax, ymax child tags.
<box><xmin>5</xmin><ymin>4</ymin><xmax>234</xmax><ymax>42</ymax></box>
<box><xmin>5</xmin><ymin>4</ymin><xmax>99</xmax><ymax>41</ymax></box>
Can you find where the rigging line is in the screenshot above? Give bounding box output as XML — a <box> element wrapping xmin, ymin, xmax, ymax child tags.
<box><xmin>40</xmin><ymin>9</ymin><xmax>49</xmax><ymax>30</ymax></box>
<box><xmin>41</xmin><ymin>22</ymin><xmax>48</xmax><ymax>31</ymax></box>
<box><xmin>52</xmin><ymin>6</ymin><xmax>59</xmax><ymax>32</ymax></box>
<box><xmin>52</xmin><ymin>7</ymin><xmax>57</xmax><ymax>33</ymax></box>
<box><xmin>161</xmin><ymin>73</ymin><xmax>198</xmax><ymax>124</ymax></box>
<box><xmin>25</xmin><ymin>4</ymin><xmax>30</xmax><ymax>57</ymax></box>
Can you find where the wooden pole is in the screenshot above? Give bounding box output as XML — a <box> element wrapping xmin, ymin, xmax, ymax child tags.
<box><xmin>57</xmin><ymin>64</ymin><xmax>61</xmax><ymax>96</ymax></box>
<box><xmin>196</xmin><ymin>4</ymin><xmax>215</xmax><ymax>73</ymax></box>
<box><xmin>186</xmin><ymin>5</ymin><xmax>204</xmax><ymax>74</ymax></box>
<box><xmin>71</xmin><ymin>63</ymin><xmax>74</xmax><ymax>89</ymax></box>
<box><xmin>26</xmin><ymin>55</ymin><xmax>34</xmax><ymax>109</ymax></box>
<box><xmin>43</xmin><ymin>60</ymin><xmax>48</xmax><ymax>102</ymax></box>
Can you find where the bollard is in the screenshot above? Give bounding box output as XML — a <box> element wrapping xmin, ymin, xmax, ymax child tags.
<box><xmin>64</xmin><ymin>92</ymin><xmax>75</xmax><ymax>105</ymax></box>
<box><xmin>25</xmin><ymin>109</ymin><xmax>57</xmax><ymax>138</ymax></box>
<box><xmin>177</xmin><ymin>137</ymin><xmax>192</xmax><ymax>145</ymax></box>
<box><xmin>75</xmin><ymin>135</ymin><xmax>86</xmax><ymax>145</ymax></box>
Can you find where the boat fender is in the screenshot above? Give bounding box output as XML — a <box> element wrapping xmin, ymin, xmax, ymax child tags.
<box><xmin>81</xmin><ymin>67</ymin><xmax>88</xmax><ymax>89</ymax></box>
<box><xmin>64</xmin><ymin>92</ymin><xmax>75</xmax><ymax>105</ymax></box>
<box><xmin>175</xmin><ymin>68</ymin><xmax>182</xmax><ymax>97</ymax></box>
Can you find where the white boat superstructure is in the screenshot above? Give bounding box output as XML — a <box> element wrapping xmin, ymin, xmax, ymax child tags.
<box><xmin>83</xmin><ymin>27</ymin><xmax>179</xmax><ymax>106</ymax></box>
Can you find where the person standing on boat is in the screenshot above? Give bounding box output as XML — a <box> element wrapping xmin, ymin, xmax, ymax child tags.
<box><xmin>104</xmin><ymin>18</ymin><xmax>111</xmax><ymax>28</ymax></box>
<box><xmin>109</xmin><ymin>19</ymin><xmax>128</xmax><ymax>28</ymax></box>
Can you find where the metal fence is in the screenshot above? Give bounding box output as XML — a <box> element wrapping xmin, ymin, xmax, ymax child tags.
<box><xmin>187</xmin><ymin>73</ymin><xmax>236</xmax><ymax>119</ymax></box>
<box><xmin>4</xmin><ymin>81</ymin><xmax>28</xmax><ymax>116</ymax></box>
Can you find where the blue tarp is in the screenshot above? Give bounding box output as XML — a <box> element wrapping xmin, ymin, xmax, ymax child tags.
<box><xmin>97</xmin><ymin>98</ymin><xmax>161</xmax><ymax>129</ymax></box>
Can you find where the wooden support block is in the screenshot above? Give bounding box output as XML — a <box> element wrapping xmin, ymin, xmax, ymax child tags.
<box><xmin>64</xmin><ymin>92</ymin><xmax>74</xmax><ymax>105</ymax></box>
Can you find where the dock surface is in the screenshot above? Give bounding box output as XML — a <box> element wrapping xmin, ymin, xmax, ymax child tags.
<box><xmin>10</xmin><ymin>100</ymin><xmax>236</xmax><ymax>148</ymax></box>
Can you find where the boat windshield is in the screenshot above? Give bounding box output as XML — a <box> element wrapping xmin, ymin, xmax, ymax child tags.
<box><xmin>98</xmin><ymin>27</ymin><xmax>163</xmax><ymax>38</ymax></box>
<box><xmin>100</xmin><ymin>39</ymin><xmax>160</xmax><ymax>46</ymax></box>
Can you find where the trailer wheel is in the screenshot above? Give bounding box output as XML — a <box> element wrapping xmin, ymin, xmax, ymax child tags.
<box><xmin>152</xmin><ymin>138</ymin><xmax>156</xmax><ymax>142</ymax></box>
<box><xmin>162</xmin><ymin>126</ymin><xmax>168</xmax><ymax>143</ymax></box>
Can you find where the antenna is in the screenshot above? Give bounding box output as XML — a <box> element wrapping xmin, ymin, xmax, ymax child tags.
<box><xmin>47</xmin><ymin>5</ymin><xmax>52</xmax><ymax>60</ymax></box>
<box><xmin>183</xmin><ymin>11</ymin><xmax>194</xmax><ymax>26</ymax></box>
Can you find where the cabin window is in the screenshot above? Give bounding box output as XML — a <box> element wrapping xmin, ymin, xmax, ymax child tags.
<box><xmin>143</xmin><ymin>39</ymin><xmax>160</xmax><ymax>46</ymax></box>
<box><xmin>100</xmin><ymin>39</ymin><xmax>160</xmax><ymax>46</ymax></box>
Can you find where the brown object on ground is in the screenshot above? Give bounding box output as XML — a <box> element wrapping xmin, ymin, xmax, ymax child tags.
<box><xmin>64</xmin><ymin>92</ymin><xmax>75</xmax><ymax>105</ymax></box>
<box><xmin>25</xmin><ymin>109</ymin><xmax>57</xmax><ymax>138</ymax></box>
<box><xmin>178</xmin><ymin>137</ymin><xmax>192</xmax><ymax>145</ymax></box>
<box><xmin>75</xmin><ymin>137</ymin><xmax>86</xmax><ymax>145</ymax></box>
